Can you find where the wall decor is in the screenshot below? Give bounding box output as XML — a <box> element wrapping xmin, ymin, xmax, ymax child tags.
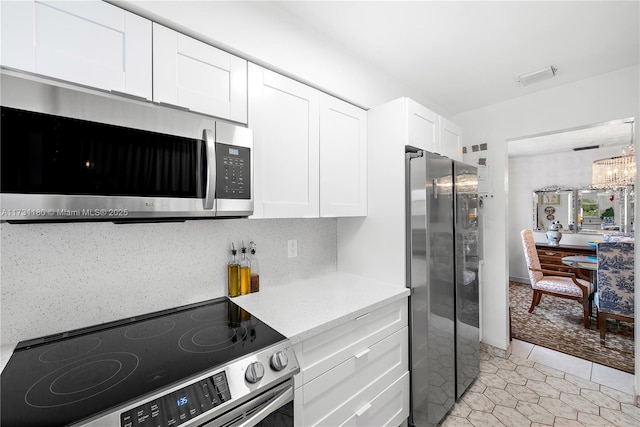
<box><xmin>542</xmin><ymin>194</ymin><xmax>561</xmax><ymax>205</ymax></box>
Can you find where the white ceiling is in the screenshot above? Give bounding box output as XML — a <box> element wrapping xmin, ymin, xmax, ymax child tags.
<box><xmin>507</xmin><ymin>119</ymin><xmax>635</xmax><ymax>158</ymax></box>
<box><xmin>272</xmin><ymin>1</ymin><xmax>640</xmax><ymax>116</ymax></box>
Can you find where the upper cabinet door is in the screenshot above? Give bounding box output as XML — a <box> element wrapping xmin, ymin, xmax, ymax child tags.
<box><xmin>320</xmin><ymin>94</ymin><xmax>367</xmax><ymax>217</ymax></box>
<box><xmin>406</xmin><ymin>98</ymin><xmax>439</xmax><ymax>153</ymax></box>
<box><xmin>153</xmin><ymin>23</ymin><xmax>247</xmax><ymax>123</ymax></box>
<box><xmin>1</xmin><ymin>0</ymin><xmax>152</xmax><ymax>100</ymax></box>
<box><xmin>248</xmin><ymin>64</ymin><xmax>320</xmax><ymax>218</ymax></box>
<box><xmin>439</xmin><ymin>116</ymin><xmax>463</xmax><ymax>161</ymax></box>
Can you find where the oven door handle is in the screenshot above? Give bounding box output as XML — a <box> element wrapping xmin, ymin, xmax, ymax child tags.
<box><xmin>236</xmin><ymin>385</ymin><xmax>293</xmax><ymax>427</ymax></box>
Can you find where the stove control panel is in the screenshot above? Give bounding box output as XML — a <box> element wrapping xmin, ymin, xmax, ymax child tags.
<box><xmin>120</xmin><ymin>372</ymin><xmax>231</xmax><ymax>427</ymax></box>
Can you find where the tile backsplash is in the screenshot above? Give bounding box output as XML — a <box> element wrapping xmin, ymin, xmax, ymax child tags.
<box><xmin>0</xmin><ymin>218</ymin><xmax>337</xmax><ymax>346</ymax></box>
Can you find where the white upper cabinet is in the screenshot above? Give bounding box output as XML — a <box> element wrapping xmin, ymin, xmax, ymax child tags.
<box><xmin>1</xmin><ymin>0</ymin><xmax>152</xmax><ymax>100</ymax></box>
<box><xmin>320</xmin><ymin>94</ymin><xmax>367</xmax><ymax>217</ymax></box>
<box><xmin>404</xmin><ymin>98</ymin><xmax>462</xmax><ymax>161</ymax></box>
<box><xmin>249</xmin><ymin>63</ymin><xmax>320</xmax><ymax>218</ymax></box>
<box><xmin>249</xmin><ymin>64</ymin><xmax>367</xmax><ymax>219</ymax></box>
<box><xmin>152</xmin><ymin>23</ymin><xmax>247</xmax><ymax>123</ymax></box>
<box><xmin>439</xmin><ymin>116</ymin><xmax>463</xmax><ymax>161</ymax></box>
<box><xmin>406</xmin><ymin>98</ymin><xmax>439</xmax><ymax>152</ymax></box>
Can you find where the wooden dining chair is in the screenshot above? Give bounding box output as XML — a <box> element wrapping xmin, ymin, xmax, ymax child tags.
<box><xmin>520</xmin><ymin>229</ymin><xmax>593</xmax><ymax>328</ymax></box>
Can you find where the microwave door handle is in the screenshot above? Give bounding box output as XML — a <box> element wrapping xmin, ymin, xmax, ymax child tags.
<box><xmin>203</xmin><ymin>129</ymin><xmax>216</xmax><ymax>210</ymax></box>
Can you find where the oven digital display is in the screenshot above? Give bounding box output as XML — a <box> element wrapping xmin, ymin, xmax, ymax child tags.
<box><xmin>120</xmin><ymin>372</ymin><xmax>230</xmax><ymax>427</ymax></box>
<box><xmin>228</xmin><ymin>148</ymin><xmax>239</xmax><ymax>156</ymax></box>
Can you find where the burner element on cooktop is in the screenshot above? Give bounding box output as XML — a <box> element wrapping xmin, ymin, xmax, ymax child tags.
<box><xmin>25</xmin><ymin>352</ymin><xmax>140</xmax><ymax>408</ymax></box>
<box><xmin>179</xmin><ymin>322</ymin><xmax>248</xmax><ymax>353</ymax></box>
<box><xmin>38</xmin><ymin>337</ymin><xmax>102</xmax><ymax>363</ymax></box>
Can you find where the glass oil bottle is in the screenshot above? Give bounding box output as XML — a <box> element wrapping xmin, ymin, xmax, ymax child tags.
<box><xmin>249</xmin><ymin>241</ymin><xmax>260</xmax><ymax>293</ymax></box>
<box><xmin>239</xmin><ymin>241</ymin><xmax>251</xmax><ymax>295</ymax></box>
<box><xmin>227</xmin><ymin>243</ymin><xmax>240</xmax><ymax>297</ymax></box>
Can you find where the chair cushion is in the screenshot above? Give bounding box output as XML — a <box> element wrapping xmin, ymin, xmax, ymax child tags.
<box><xmin>533</xmin><ymin>276</ymin><xmax>592</xmax><ymax>297</ymax></box>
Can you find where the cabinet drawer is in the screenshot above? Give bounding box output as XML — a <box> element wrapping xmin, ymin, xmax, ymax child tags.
<box><xmin>537</xmin><ymin>249</ymin><xmax>565</xmax><ymax>258</ymax></box>
<box><xmin>339</xmin><ymin>371</ymin><xmax>410</xmax><ymax>427</ymax></box>
<box><xmin>300</xmin><ymin>298</ymin><xmax>407</xmax><ymax>384</ymax></box>
<box><xmin>296</xmin><ymin>327</ymin><xmax>408</xmax><ymax>427</ymax></box>
<box><xmin>538</xmin><ymin>254</ymin><xmax>564</xmax><ymax>265</ymax></box>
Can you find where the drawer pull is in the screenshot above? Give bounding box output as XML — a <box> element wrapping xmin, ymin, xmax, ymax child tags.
<box><xmin>355</xmin><ymin>402</ymin><xmax>372</xmax><ymax>417</ymax></box>
<box><xmin>356</xmin><ymin>312</ymin><xmax>371</xmax><ymax>321</ymax></box>
<box><xmin>354</xmin><ymin>348</ymin><xmax>371</xmax><ymax>359</ymax></box>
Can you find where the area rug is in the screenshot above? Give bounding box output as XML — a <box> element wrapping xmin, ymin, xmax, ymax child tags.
<box><xmin>509</xmin><ymin>281</ymin><xmax>634</xmax><ymax>374</ymax></box>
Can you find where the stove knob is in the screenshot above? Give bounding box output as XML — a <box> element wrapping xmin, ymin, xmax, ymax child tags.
<box><xmin>245</xmin><ymin>362</ymin><xmax>265</xmax><ymax>384</ymax></box>
<box><xmin>270</xmin><ymin>351</ymin><xmax>288</xmax><ymax>371</ymax></box>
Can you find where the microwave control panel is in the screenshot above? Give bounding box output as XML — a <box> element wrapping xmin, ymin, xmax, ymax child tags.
<box><xmin>215</xmin><ymin>143</ymin><xmax>250</xmax><ymax>199</ymax></box>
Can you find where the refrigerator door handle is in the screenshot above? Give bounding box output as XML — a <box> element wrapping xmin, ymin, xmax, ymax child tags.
<box><xmin>433</xmin><ymin>178</ymin><xmax>438</xmax><ymax>199</ymax></box>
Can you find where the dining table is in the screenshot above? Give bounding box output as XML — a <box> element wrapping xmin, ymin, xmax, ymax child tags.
<box><xmin>561</xmin><ymin>255</ymin><xmax>597</xmax><ymax>271</ymax></box>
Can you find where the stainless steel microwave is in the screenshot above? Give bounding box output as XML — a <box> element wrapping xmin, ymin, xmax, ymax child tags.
<box><xmin>0</xmin><ymin>73</ymin><xmax>253</xmax><ymax>222</ymax></box>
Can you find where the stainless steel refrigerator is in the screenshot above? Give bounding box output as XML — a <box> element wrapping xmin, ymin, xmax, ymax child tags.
<box><xmin>406</xmin><ymin>150</ymin><xmax>480</xmax><ymax>427</ymax></box>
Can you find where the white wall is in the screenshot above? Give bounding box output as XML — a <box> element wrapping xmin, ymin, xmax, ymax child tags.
<box><xmin>453</xmin><ymin>64</ymin><xmax>639</xmax><ymax>390</ymax></box>
<box><xmin>509</xmin><ymin>145</ymin><xmax>625</xmax><ymax>282</ymax></box>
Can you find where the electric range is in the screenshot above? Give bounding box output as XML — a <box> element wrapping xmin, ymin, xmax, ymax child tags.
<box><xmin>1</xmin><ymin>297</ymin><xmax>299</xmax><ymax>426</ymax></box>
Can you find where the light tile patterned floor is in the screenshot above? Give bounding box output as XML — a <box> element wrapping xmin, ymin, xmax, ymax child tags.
<box><xmin>441</xmin><ymin>340</ymin><xmax>639</xmax><ymax>426</ymax></box>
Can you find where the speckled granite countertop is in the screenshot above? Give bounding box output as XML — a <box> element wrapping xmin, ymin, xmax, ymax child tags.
<box><xmin>232</xmin><ymin>271</ymin><xmax>410</xmax><ymax>344</ymax></box>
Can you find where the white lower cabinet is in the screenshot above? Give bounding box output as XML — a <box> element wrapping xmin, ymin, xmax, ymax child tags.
<box><xmin>293</xmin><ymin>298</ymin><xmax>409</xmax><ymax>427</ymax></box>
<box><xmin>339</xmin><ymin>372</ymin><xmax>410</xmax><ymax>427</ymax></box>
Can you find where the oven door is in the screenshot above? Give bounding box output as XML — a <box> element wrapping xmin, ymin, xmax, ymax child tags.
<box><xmin>201</xmin><ymin>380</ymin><xmax>293</xmax><ymax>427</ymax></box>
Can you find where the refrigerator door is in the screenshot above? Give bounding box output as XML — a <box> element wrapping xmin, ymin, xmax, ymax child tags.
<box><xmin>453</xmin><ymin>161</ymin><xmax>480</xmax><ymax>399</ymax></box>
<box><xmin>407</xmin><ymin>151</ymin><xmax>455</xmax><ymax>427</ymax></box>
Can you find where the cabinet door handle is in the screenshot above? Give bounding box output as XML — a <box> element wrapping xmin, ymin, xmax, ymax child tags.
<box><xmin>355</xmin><ymin>402</ymin><xmax>372</xmax><ymax>417</ymax></box>
<box><xmin>354</xmin><ymin>348</ymin><xmax>370</xmax><ymax>359</ymax></box>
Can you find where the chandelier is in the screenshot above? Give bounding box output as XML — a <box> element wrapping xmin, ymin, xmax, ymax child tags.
<box><xmin>591</xmin><ymin>123</ymin><xmax>636</xmax><ymax>189</ymax></box>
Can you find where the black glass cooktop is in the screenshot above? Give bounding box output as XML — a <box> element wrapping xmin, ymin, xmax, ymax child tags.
<box><xmin>0</xmin><ymin>297</ymin><xmax>285</xmax><ymax>426</ymax></box>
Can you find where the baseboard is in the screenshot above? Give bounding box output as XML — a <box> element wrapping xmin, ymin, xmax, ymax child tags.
<box><xmin>509</xmin><ymin>276</ymin><xmax>530</xmax><ymax>285</ymax></box>
<box><xmin>480</xmin><ymin>341</ymin><xmax>512</xmax><ymax>359</ymax></box>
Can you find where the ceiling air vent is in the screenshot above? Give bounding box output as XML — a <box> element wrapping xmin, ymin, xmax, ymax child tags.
<box><xmin>572</xmin><ymin>145</ymin><xmax>600</xmax><ymax>151</ymax></box>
